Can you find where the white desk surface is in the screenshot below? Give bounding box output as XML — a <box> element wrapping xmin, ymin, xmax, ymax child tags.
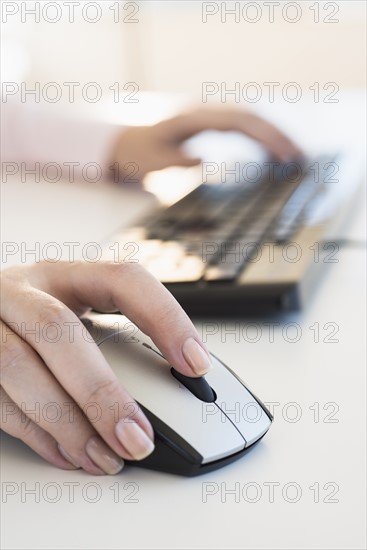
<box><xmin>1</xmin><ymin>95</ymin><xmax>366</xmax><ymax>550</ymax></box>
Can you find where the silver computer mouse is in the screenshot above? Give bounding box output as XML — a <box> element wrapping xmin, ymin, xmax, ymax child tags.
<box><xmin>83</xmin><ymin>313</ymin><xmax>273</xmax><ymax>476</ymax></box>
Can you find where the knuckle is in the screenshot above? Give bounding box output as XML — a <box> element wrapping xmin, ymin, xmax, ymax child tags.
<box><xmin>84</xmin><ymin>377</ymin><xmax>121</xmax><ymax>410</ymax></box>
<box><xmin>0</xmin><ymin>337</ymin><xmax>30</xmax><ymax>374</ymax></box>
<box><xmin>107</xmin><ymin>261</ymin><xmax>144</xmax><ymax>278</ymax></box>
<box><xmin>17</xmin><ymin>413</ymin><xmax>38</xmax><ymax>440</ymax></box>
<box><xmin>36</xmin><ymin>300</ymin><xmax>70</xmax><ymax>329</ymax></box>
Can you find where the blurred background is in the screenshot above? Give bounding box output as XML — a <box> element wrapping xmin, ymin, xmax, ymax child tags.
<box><xmin>2</xmin><ymin>0</ymin><xmax>365</xmax><ymax>201</ymax></box>
<box><xmin>2</xmin><ymin>0</ymin><xmax>365</xmax><ymax>105</ymax></box>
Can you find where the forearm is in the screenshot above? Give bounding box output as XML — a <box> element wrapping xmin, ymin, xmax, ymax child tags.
<box><xmin>1</xmin><ymin>100</ymin><xmax>123</xmax><ymax>183</ymax></box>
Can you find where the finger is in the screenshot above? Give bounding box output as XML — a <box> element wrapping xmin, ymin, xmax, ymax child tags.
<box><xmin>16</xmin><ymin>262</ymin><xmax>212</xmax><ymax>378</ymax></box>
<box><xmin>1</xmin><ymin>269</ymin><xmax>158</xmax><ymax>461</ymax></box>
<box><xmin>0</xmin><ymin>386</ymin><xmax>77</xmax><ymax>471</ymax></box>
<box><xmin>159</xmin><ymin>108</ymin><xmax>304</xmax><ymax>161</ymax></box>
<box><xmin>236</xmin><ymin>111</ymin><xmax>304</xmax><ymax>161</ymax></box>
<box><xmin>0</xmin><ymin>320</ymin><xmax>125</xmax><ymax>474</ymax></box>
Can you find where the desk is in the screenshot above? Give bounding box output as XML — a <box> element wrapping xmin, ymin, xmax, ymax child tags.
<box><xmin>0</xmin><ymin>96</ymin><xmax>366</xmax><ymax>550</ymax></box>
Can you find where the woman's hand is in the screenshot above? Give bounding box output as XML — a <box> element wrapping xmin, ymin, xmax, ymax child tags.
<box><xmin>0</xmin><ymin>261</ymin><xmax>212</xmax><ymax>475</ymax></box>
<box><xmin>112</xmin><ymin>107</ymin><xmax>304</xmax><ymax>182</ymax></box>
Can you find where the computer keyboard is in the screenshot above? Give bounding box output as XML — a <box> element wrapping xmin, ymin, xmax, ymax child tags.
<box><xmin>117</xmin><ymin>156</ymin><xmax>333</xmax><ymax>283</ymax></box>
<box><xmin>104</xmin><ymin>152</ymin><xmax>358</xmax><ymax>313</ymax></box>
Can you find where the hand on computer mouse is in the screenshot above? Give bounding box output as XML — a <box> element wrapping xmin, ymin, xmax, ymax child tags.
<box><xmin>0</xmin><ymin>261</ymin><xmax>212</xmax><ymax>475</ymax></box>
<box><xmin>111</xmin><ymin>106</ymin><xmax>304</xmax><ymax>182</ymax></box>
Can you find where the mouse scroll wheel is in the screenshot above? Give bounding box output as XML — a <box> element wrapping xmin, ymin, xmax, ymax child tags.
<box><xmin>170</xmin><ymin>368</ymin><xmax>216</xmax><ymax>403</ymax></box>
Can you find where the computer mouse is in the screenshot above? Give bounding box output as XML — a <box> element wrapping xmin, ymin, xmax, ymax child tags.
<box><xmin>82</xmin><ymin>313</ymin><xmax>273</xmax><ymax>476</ymax></box>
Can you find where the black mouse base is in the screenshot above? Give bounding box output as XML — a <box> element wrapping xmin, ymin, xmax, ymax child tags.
<box><xmin>124</xmin><ymin>429</ymin><xmax>269</xmax><ymax>477</ymax></box>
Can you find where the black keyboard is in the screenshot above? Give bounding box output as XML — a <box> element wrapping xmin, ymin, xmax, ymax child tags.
<box><xmin>123</xmin><ymin>155</ymin><xmax>334</xmax><ymax>284</ymax></box>
<box><xmin>104</xmin><ymin>151</ymin><xmax>364</xmax><ymax>314</ymax></box>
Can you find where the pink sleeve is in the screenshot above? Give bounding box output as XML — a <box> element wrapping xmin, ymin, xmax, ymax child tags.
<box><xmin>1</xmin><ymin>100</ymin><xmax>124</xmax><ymax>182</ymax></box>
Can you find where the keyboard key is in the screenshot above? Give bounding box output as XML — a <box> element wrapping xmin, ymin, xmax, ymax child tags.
<box><xmin>104</xmin><ymin>155</ymin><xmax>336</xmax><ymax>285</ymax></box>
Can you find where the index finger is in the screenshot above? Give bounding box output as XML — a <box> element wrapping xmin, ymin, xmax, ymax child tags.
<box><xmin>159</xmin><ymin>108</ymin><xmax>304</xmax><ymax>162</ymax></box>
<box><xmin>16</xmin><ymin>261</ymin><xmax>213</xmax><ymax>378</ymax></box>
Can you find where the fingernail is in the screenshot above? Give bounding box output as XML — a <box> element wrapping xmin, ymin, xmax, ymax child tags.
<box><xmin>57</xmin><ymin>444</ymin><xmax>81</xmax><ymax>469</ymax></box>
<box><xmin>85</xmin><ymin>436</ymin><xmax>124</xmax><ymax>475</ymax></box>
<box><xmin>182</xmin><ymin>337</ymin><xmax>213</xmax><ymax>375</ymax></box>
<box><xmin>115</xmin><ymin>420</ymin><xmax>155</xmax><ymax>461</ymax></box>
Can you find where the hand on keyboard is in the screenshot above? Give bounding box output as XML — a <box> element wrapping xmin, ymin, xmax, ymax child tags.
<box><xmin>110</xmin><ymin>107</ymin><xmax>304</xmax><ymax>182</ymax></box>
<box><xmin>108</xmin><ymin>155</ymin><xmax>334</xmax><ymax>283</ymax></box>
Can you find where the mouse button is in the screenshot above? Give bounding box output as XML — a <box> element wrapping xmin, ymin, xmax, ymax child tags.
<box><xmin>99</xmin><ymin>339</ymin><xmax>245</xmax><ymax>463</ymax></box>
<box><xmin>99</xmin><ymin>336</ymin><xmax>167</xmax><ymax>380</ymax></box>
<box><xmin>170</xmin><ymin>368</ymin><xmax>216</xmax><ymax>403</ymax></box>
<box><xmin>205</xmin><ymin>355</ymin><xmax>272</xmax><ymax>447</ymax></box>
<box><xmin>199</xmin><ymin>406</ymin><xmax>245</xmax><ymax>464</ymax></box>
